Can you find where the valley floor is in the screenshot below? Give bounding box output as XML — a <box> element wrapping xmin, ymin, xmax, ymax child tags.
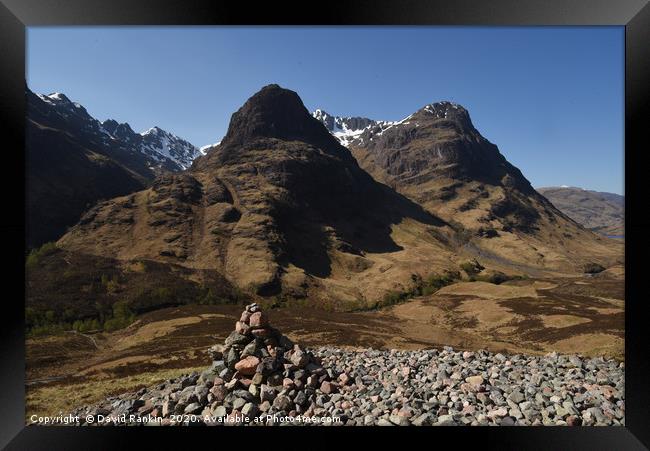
<box><xmin>25</xmin><ymin>269</ymin><xmax>624</xmax><ymax>420</ymax></box>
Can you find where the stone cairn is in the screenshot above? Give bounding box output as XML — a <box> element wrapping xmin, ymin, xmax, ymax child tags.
<box><xmin>202</xmin><ymin>302</ymin><xmax>341</xmax><ymax>422</ymax></box>
<box><xmin>73</xmin><ymin>303</ymin><xmax>344</xmax><ymax>426</ymax></box>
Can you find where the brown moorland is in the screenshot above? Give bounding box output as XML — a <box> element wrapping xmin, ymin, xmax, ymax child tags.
<box><xmin>26</xmin><ymin>268</ymin><xmax>623</xmax><ymax>419</ymax></box>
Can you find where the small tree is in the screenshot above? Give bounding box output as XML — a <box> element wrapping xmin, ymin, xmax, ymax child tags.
<box><xmin>72</xmin><ymin>320</ymin><xmax>82</xmax><ymax>332</ymax></box>
<box><xmin>103</xmin><ymin>301</ymin><xmax>135</xmax><ymax>332</ymax></box>
<box><xmin>44</xmin><ymin>310</ymin><xmax>56</xmax><ymax>324</ymax></box>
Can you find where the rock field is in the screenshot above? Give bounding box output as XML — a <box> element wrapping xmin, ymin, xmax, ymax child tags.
<box><xmin>69</xmin><ymin>304</ymin><xmax>624</xmax><ymax>426</ymax></box>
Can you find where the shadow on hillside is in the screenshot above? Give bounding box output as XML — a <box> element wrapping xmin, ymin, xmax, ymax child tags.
<box><xmin>276</xmin><ymin>180</ymin><xmax>451</xmax><ymax>279</ymax></box>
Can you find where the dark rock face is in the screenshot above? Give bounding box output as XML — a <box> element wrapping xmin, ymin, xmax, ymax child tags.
<box><xmin>198</xmin><ymin>85</ymin><xmax>414</xmax><ymax>226</ymax></box>
<box><xmin>190</xmin><ymin>86</ymin><xmax>448</xmax><ymax>287</ymax></box>
<box><xmin>357</xmin><ymin>102</ymin><xmax>534</xmax><ymax>196</ymax></box>
<box><xmin>340</xmin><ymin>116</ymin><xmax>376</xmax><ymax>132</ymax></box>
<box><xmin>103</xmin><ymin>121</ymin><xmax>138</xmax><ymax>143</ymax></box>
<box><xmin>313</xmin><ymin>109</ymin><xmax>377</xmax><ymax>134</ymax></box>
<box><xmin>220</xmin><ymin>85</ymin><xmax>350</xmax><ymax>161</ymax></box>
<box><xmin>26</xmin><ymin>95</ymin><xmax>148</xmax><ymax>248</ymax></box>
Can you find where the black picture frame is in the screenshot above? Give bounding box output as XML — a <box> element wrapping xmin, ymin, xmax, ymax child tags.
<box><xmin>1</xmin><ymin>0</ymin><xmax>648</xmax><ymax>448</ymax></box>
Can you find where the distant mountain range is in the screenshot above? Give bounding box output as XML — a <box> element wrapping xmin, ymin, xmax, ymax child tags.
<box><xmin>26</xmin><ymin>88</ymin><xmax>203</xmax><ymax>248</ymax></box>
<box><xmin>35</xmin><ymin>85</ymin><xmax>620</xmax><ymax>314</ymax></box>
<box><xmin>537</xmin><ymin>187</ymin><xmax>624</xmax><ymax>236</ymax></box>
<box><xmin>31</xmin><ymin>90</ymin><xmax>203</xmax><ymax>170</ymax></box>
<box><xmin>24</xmin><ymin>83</ymin><xmax>625</xmax><ymax>329</ymax></box>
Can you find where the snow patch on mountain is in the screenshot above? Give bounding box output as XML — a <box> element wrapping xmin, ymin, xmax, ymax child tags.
<box><xmin>140</xmin><ymin>126</ymin><xmax>202</xmax><ymax>170</ymax></box>
<box><xmin>312</xmin><ymin>109</ymin><xmax>381</xmax><ymax>147</ymax></box>
<box><xmin>314</xmin><ymin>101</ymin><xmax>469</xmax><ymax>147</ymax></box>
<box><xmin>32</xmin><ymin>89</ymin><xmax>203</xmax><ymax>171</ymax></box>
<box><xmin>199</xmin><ymin>141</ymin><xmax>221</xmax><ymax>155</ymax></box>
<box><xmin>313</xmin><ymin>108</ymin><xmax>424</xmax><ymax>146</ymax></box>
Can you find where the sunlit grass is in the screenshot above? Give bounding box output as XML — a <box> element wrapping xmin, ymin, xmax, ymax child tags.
<box><xmin>25</xmin><ymin>365</ymin><xmax>205</xmax><ymax>423</ymax></box>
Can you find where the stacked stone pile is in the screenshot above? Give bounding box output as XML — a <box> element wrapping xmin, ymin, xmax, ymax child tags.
<box><xmin>70</xmin><ymin>304</ymin><xmax>625</xmax><ymax>426</ymax></box>
<box><xmin>71</xmin><ymin>304</ymin><xmax>349</xmax><ymax>425</ymax></box>
<box><xmin>199</xmin><ymin>302</ymin><xmax>343</xmax><ymax>422</ymax></box>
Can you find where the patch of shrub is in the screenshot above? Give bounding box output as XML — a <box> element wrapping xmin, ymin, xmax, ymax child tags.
<box><xmin>458</xmin><ymin>198</ymin><xmax>478</xmax><ymax>212</ymax></box>
<box><xmin>25</xmin><ymin>242</ymin><xmax>59</xmax><ymax>270</ymax></box>
<box><xmin>72</xmin><ymin>318</ymin><xmax>101</xmax><ymax>333</ymax></box>
<box><xmin>27</xmin><ymin>299</ymin><xmax>134</xmax><ymax>336</ymax></box>
<box><xmin>100</xmin><ymin>274</ymin><xmax>120</xmax><ymax>293</ymax></box>
<box><xmin>198</xmin><ymin>287</ymin><xmax>233</xmax><ymax>305</ymax></box>
<box><xmin>128</xmin><ymin>286</ymin><xmax>176</xmax><ymax>311</ymax></box>
<box><xmin>28</xmin><ymin>323</ymin><xmax>71</xmax><ymax>337</ymax></box>
<box><xmin>103</xmin><ymin>300</ymin><xmax>135</xmax><ymax>332</ymax></box>
<box><xmin>382</xmin><ymin>290</ymin><xmax>410</xmax><ymax>306</ymax></box>
<box><xmin>469</xmin><ymin>272</ymin><xmax>529</xmax><ymax>285</ymax></box>
<box><xmin>257</xmin><ymin>296</ymin><xmax>280</xmax><ymax>310</ymax></box>
<box><xmin>357</xmin><ymin>270</ymin><xmax>462</xmax><ymax>311</ymax></box>
<box><xmin>421</xmin><ymin>272</ymin><xmax>457</xmax><ymax>295</ymax></box>
<box><xmin>446</xmin><ymin>219</ymin><xmax>473</xmax><ymax>244</ymax></box>
<box><xmin>460</xmin><ymin>259</ymin><xmax>484</xmax><ymax>276</ymax></box>
<box><xmin>26</xmin><ymin>250</ymin><xmax>251</xmax><ymax>336</ymax></box>
<box><xmin>228</xmin><ymin>286</ymin><xmax>249</xmax><ymax>305</ymax></box>
<box><xmin>103</xmin><ymin>316</ymin><xmax>133</xmax><ymax>332</ymax></box>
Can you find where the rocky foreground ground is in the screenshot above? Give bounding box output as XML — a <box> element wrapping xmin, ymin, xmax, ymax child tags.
<box><xmin>68</xmin><ymin>304</ymin><xmax>624</xmax><ymax>426</ymax></box>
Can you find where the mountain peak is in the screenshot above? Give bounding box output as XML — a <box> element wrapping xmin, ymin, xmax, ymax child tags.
<box><xmin>33</xmin><ymin>91</ymin><xmax>88</xmax><ymax>115</ymax></box>
<box><xmin>117</xmin><ymin>122</ymin><xmax>135</xmax><ymax>135</ymax></box>
<box><xmin>425</xmin><ymin>100</ymin><xmax>465</xmax><ymax>110</ymax></box>
<box><xmin>28</xmin><ymin>85</ymin><xmax>202</xmax><ymax>173</ymax></box>
<box><xmin>260</xmin><ymin>83</ymin><xmax>283</xmax><ymax>91</ymax></box>
<box><xmin>101</xmin><ymin>119</ymin><xmax>118</xmax><ymax>127</ymax></box>
<box><xmin>219</xmin><ymin>84</ymin><xmax>344</xmax><ymax>156</ymax></box>
<box><xmin>312</xmin><ymin>109</ymin><xmax>332</xmax><ymax>120</ymax></box>
<box><xmin>46</xmin><ymin>92</ymin><xmax>72</xmax><ymax>103</ymax></box>
<box><xmin>416</xmin><ymin>101</ymin><xmax>472</xmax><ymax>124</ymax></box>
<box><xmin>142</xmin><ymin>126</ymin><xmax>164</xmax><ymax>136</ymax></box>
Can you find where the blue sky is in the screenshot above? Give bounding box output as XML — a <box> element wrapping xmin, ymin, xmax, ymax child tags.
<box><xmin>27</xmin><ymin>27</ymin><xmax>624</xmax><ymax>194</ymax></box>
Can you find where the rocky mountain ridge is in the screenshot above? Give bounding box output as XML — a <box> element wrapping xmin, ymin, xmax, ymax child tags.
<box><xmin>311</xmin><ymin>109</ymin><xmax>381</xmax><ymax>146</ymax></box>
<box><xmin>26</xmin><ymin>88</ymin><xmax>204</xmax><ymax>248</ymax></box>
<box><xmin>49</xmin><ymin>84</ymin><xmax>621</xmax><ymax>307</ymax></box>
<box><xmin>34</xmin><ymin>90</ymin><xmax>202</xmax><ymax>170</ymax></box>
<box><xmin>57</xmin><ymin>84</ymin><xmax>456</xmax><ymax>304</ymax></box>
<box><xmin>319</xmin><ymin>101</ymin><xmax>621</xmax><ymax>274</ymax></box>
